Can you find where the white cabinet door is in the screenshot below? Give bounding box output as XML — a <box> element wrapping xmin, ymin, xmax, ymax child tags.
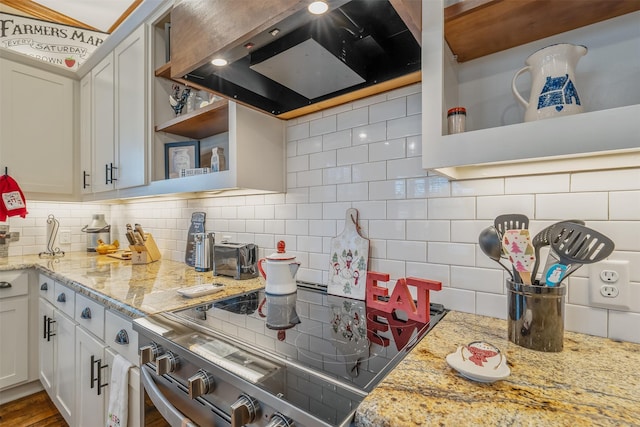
<box><xmin>38</xmin><ymin>298</ymin><xmax>55</xmax><ymax>393</ymax></box>
<box><xmin>92</xmin><ymin>52</ymin><xmax>116</xmax><ymax>193</ymax></box>
<box><xmin>76</xmin><ymin>326</ymin><xmax>107</xmax><ymax>427</ymax></box>
<box><xmin>114</xmin><ymin>24</ymin><xmax>148</xmax><ymax>189</ymax></box>
<box><xmin>0</xmin><ymin>59</ymin><xmax>75</xmax><ymax>199</ymax></box>
<box><xmin>0</xmin><ymin>296</ymin><xmax>28</xmax><ymax>389</ymax></box>
<box><xmin>80</xmin><ymin>73</ymin><xmax>93</xmax><ymax>194</ymax></box>
<box><xmin>105</xmin><ymin>348</ymin><xmax>141</xmax><ymax>427</ymax></box>
<box><xmin>53</xmin><ymin>310</ymin><xmax>76</xmax><ymax>426</ymax></box>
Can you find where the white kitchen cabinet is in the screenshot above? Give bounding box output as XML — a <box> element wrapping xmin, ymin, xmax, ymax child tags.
<box><xmin>76</xmin><ymin>326</ymin><xmax>108</xmax><ymax>427</ymax></box>
<box><xmin>0</xmin><ymin>270</ymin><xmax>29</xmax><ymax>389</ymax></box>
<box><xmin>0</xmin><ymin>59</ymin><xmax>76</xmax><ymax>200</ymax></box>
<box><xmin>421</xmin><ymin>1</ymin><xmax>640</xmax><ymax>179</ymax></box>
<box><xmin>38</xmin><ymin>297</ymin><xmax>75</xmax><ymax>426</ymax></box>
<box><xmin>105</xmin><ymin>348</ymin><xmax>141</xmax><ymax>427</ymax></box>
<box><xmin>88</xmin><ymin>24</ymin><xmax>148</xmax><ymax>194</ymax></box>
<box><xmin>80</xmin><ymin>73</ymin><xmax>93</xmax><ymax>194</ymax></box>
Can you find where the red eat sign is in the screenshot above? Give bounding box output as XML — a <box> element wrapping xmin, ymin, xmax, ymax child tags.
<box><xmin>365</xmin><ymin>272</ymin><xmax>442</xmax><ymax>323</ymax></box>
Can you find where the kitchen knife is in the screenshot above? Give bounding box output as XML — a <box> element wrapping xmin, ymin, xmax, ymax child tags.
<box><xmin>135</xmin><ymin>223</ymin><xmax>146</xmax><ymax>241</ymax></box>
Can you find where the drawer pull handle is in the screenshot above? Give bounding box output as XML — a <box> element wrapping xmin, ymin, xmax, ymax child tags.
<box><xmin>0</xmin><ymin>281</ymin><xmax>11</xmax><ymax>289</ymax></box>
<box><xmin>90</xmin><ymin>355</ymin><xmax>109</xmax><ymax>396</ymax></box>
<box><xmin>57</xmin><ymin>293</ymin><xmax>66</xmax><ymax>303</ymax></box>
<box><xmin>40</xmin><ymin>282</ymin><xmax>48</xmax><ymax>291</ymax></box>
<box><xmin>115</xmin><ymin>329</ymin><xmax>129</xmax><ymax>345</ymax></box>
<box><xmin>46</xmin><ymin>317</ymin><xmax>56</xmax><ymax>341</ymax></box>
<box><xmin>81</xmin><ymin>307</ymin><xmax>92</xmax><ymax>319</ymax></box>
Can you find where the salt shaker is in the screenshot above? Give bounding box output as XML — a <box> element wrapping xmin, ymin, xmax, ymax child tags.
<box><xmin>447</xmin><ymin>107</ymin><xmax>466</xmax><ymax>134</ymax></box>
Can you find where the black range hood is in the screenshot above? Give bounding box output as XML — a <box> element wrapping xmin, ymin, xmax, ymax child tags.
<box><xmin>182</xmin><ymin>0</ymin><xmax>421</xmax><ymax>116</ymax></box>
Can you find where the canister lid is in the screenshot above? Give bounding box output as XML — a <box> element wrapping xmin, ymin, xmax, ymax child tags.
<box><xmin>447</xmin><ymin>107</ymin><xmax>466</xmax><ymax>116</ymax></box>
<box><xmin>266</xmin><ymin>241</ymin><xmax>295</xmax><ymax>260</ymax></box>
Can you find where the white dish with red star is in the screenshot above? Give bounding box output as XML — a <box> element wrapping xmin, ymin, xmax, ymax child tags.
<box><xmin>446</xmin><ymin>341</ymin><xmax>510</xmax><ymax>383</ymax></box>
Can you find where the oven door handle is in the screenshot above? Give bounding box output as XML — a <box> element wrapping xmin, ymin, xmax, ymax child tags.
<box><xmin>141</xmin><ymin>365</ymin><xmax>198</xmax><ymax>427</ymax></box>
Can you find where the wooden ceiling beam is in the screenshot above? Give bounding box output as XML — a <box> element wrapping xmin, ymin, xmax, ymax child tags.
<box><xmin>0</xmin><ymin>0</ymin><xmax>100</xmax><ymax>31</ymax></box>
<box><xmin>107</xmin><ymin>0</ymin><xmax>142</xmax><ymax>33</ymax></box>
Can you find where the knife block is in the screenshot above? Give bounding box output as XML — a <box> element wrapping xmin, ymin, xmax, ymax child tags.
<box><xmin>129</xmin><ymin>233</ymin><xmax>161</xmax><ymax>264</ymax></box>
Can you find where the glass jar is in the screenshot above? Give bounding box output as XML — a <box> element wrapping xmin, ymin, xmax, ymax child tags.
<box><xmin>447</xmin><ymin>107</ymin><xmax>466</xmax><ymax>134</ymax></box>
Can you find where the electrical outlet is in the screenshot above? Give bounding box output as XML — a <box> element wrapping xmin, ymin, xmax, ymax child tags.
<box><xmin>589</xmin><ymin>260</ymin><xmax>630</xmax><ymax>310</ymax></box>
<box><xmin>59</xmin><ymin>230</ymin><xmax>71</xmax><ymax>245</ymax></box>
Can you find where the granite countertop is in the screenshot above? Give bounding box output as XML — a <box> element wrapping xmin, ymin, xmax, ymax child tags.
<box><xmin>0</xmin><ymin>252</ymin><xmax>263</xmax><ymax>317</ymax></box>
<box><xmin>355</xmin><ymin>311</ymin><xmax>640</xmax><ymax>426</ymax></box>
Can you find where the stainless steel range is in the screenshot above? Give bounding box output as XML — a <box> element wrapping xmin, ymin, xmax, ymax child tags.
<box><xmin>133</xmin><ymin>282</ymin><xmax>446</xmax><ymax>427</ymax></box>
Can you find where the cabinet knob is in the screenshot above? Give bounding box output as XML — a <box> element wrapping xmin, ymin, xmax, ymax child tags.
<box><xmin>230</xmin><ymin>394</ymin><xmax>259</xmax><ymax>427</ymax></box>
<box><xmin>139</xmin><ymin>342</ymin><xmax>161</xmax><ymax>364</ymax></box>
<box><xmin>57</xmin><ymin>293</ymin><xmax>66</xmax><ymax>303</ymax></box>
<box><xmin>81</xmin><ymin>307</ymin><xmax>92</xmax><ymax>319</ymax></box>
<box><xmin>266</xmin><ymin>413</ymin><xmax>295</xmax><ymax>427</ymax></box>
<box><xmin>0</xmin><ymin>281</ymin><xmax>11</xmax><ymax>289</ymax></box>
<box><xmin>115</xmin><ymin>329</ymin><xmax>129</xmax><ymax>345</ymax></box>
<box><xmin>188</xmin><ymin>369</ymin><xmax>215</xmax><ymax>399</ymax></box>
<box><xmin>40</xmin><ymin>282</ymin><xmax>48</xmax><ymax>291</ymax></box>
<box><xmin>155</xmin><ymin>352</ymin><xmax>178</xmax><ymax>376</ymax></box>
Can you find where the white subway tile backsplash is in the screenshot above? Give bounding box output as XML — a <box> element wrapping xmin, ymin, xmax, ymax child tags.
<box><xmin>571</xmin><ymin>169</ymin><xmax>640</xmax><ymax>192</ymax></box>
<box><xmin>287</xmin><ymin>155</ymin><xmax>309</xmax><ymax>173</ymax></box>
<box><xmin>587</xmin><ymin>221</ymin><xmax>640</xmax><ymax>251</ymax></box>
<box><xmin>287</xmin><ymin>122</ymin><xmax>309</xmax><ymax>141</ymax></box>
<box><xmin>406</xmin><ymin>220</ymin><xmax>450</xmax><ymax>242</ymax></box>
<box><xmin>428</xmin><ymin>197</ymin><xmax>475</xmax><ymax>220</ymax></box>
<box><xmin>387</xmin><ymin>114</ymin><xmax>421</xmax><ymax>139</ymax></box>
<box><xmin>369</xmin><ymin>97</ymin><xmax>406</xmax><ymax>123</ymax></box>
<box><xmin>255</xmin><ymin>205</ymin><xmax>275</xmax><ymax>220</ymax></box>
<box><xmin>408</xmin><ymin>176</ymin><xmax>450</xmax><ymax>199</ymax></box>
<box><xmin>309</xmin><ymin>150</ymin><xmax>337</xmax><ymax>170</ymax></box>
<box><xmin>287</xmin><ymin>141</ymin><xmax>297</xmax><ymax>157</ymax></box>
<box><xmin>386</xmin><ymin>240</ymin><xmax>426</xmax><ymax>262</ymax></box>
<box><xmin>352</xmin><ymin>162</ymin><xmax>386</xmax><ymax>183</ymax></box>
<box><xmin>453</xmin><ymin>178</ymin><xmax>503</xmax><ymax>197</ymax></box>
<box><xmin>322</xmin><ymin>202</ymin><xmax>353</xmax><ymax>219</ymax></box>
<box><xmin>352</xmin><ymin>201</ymin><xmax>387</xmax><ymax>220</ymax></box>
<box><xmin>451</xmin><ymin>266</ymin><xmax>504</xmax><ymax>294</ymax></box>
<box><xmin>246</xmin><ymin>220</ymin><xmax>264</xmax><ymax>233</ymax></box>
<box><xmin>286</xmin><ymin>220</ymin><xmax>309</xmax><ymax>236</ymax></box>
<box><xmin>429</xmin><ymin>242</ymin><xmax>475</xmax><ymax>266</ymax></box>
<box><xmin>323</xmin><ymin>166</ymin><xmax>351</xmax><ymax>185</ymax></box>
<box><xmin>406</xmin><ymin>135</ymin><xmax>422</xmax><ymax>157</ymax></box>
<box><xmin>451</xmin><ymin>220</ymin><xmax>487</xmax><ymax>243</ymax></box>
<box><xmin>285</xmin><ymin>188</ymin><xmax>309</xmax><ymax>204</ymax></box>
<box><xmin>297</xmin><ymin>136</ymin><xmax>323</xmax><ymax>155</ymax></box>
<box><xmin>352</xmin><ymin>122</ymin><xmax>387</xmax><ymax>145</ymax></box>
<box><xmin>387</xmin><ymin>199</ymin><xmax>427</xmax><ymax>220</ymax></box>
<box><xmin>369</xmin><ymin>139</ymin><xmax>406</xmax><ymax>162</ymax></box>
<box><xmin>309</xmin><ymin>186</ymin><xmax>337</xmax><ymax>203</ymax></box>
<box><xmin>368</xmin><ymin>259</ymin><xmax>406</xmax><ymax>281</ymax></box>
<box><xmin>407</xmin><ymin>93</ymin><xmax>421</xmax><ymax>116</ymax></box>
<box><xmin>476</xmin><ymin>195</ymin><xmax>534</xmax><ymax>220</ymax></box>
<box><xmin>296</xmin><ymin>204</ymin><xmax>322</xmax><ymax>220</ymax></box>
<box><xmin>431</xmin><ymin>287</ymin><xmax>475</xmax><ymax>313</ymax></box>
<box><xmin>336</xmin><ymin>183</ymin><xmax>369</xmax><ymax>202</ymax></box>
<box><xmin>505</xmin><ymin>174</ymin><xmax>569</xmax><ymax>194</ymax></box>
<box><xmin>337</xmin><ymin>107</ymin><xmax>368</xmax><ymax>130</ymax></box>
<box><xmin>368</xmin><ymin>180</ymin><xmax>406</xmax><ymax>200</ymax></box>
<box><xmin>564</xmin><ymin>304</ymin><xmax>608</xmax><ymax>337</ymax></box>
<box><xmin>608</xmin><ymin>311</ymin><xmax>640</xmax><ymax>343</ymax></box>
<box><xmin>387</xmin><ymin>157</ymin><xmax>425</xmax><ymax>179</ymax></box>
<box><xmin>322</xmin><ymin>129</ymin><xmax>351</xmax><ymax>151</ymax></box>
<box><xmin>368</xmin><ymin>220</ymin><xmax>405</xmax><ymax>240</ymax></box>
<box><xmin>297</xmin><ymin>170</ymin><xmax>323</xmax><ymax>187</ymax></box>
<box><xmin>387</xmin><ymin>83</ymin><xmax>420</xmax><ymax>99</ymax></box>
<box><xmin>476</xmin><ymin>293</ymin><xmax>507</xmax><ymax>320</ymax></box>
<box><xmin>337</xmin><ymin>145</ymin><xmax>368</xmax><ymax>166</ymax></box>
<box><xmin>310</xmin><ymin>116</ymin><xmax>337</xmax><ymax>136</ymax></box>
<box><xmin>536</xmin><ymin>193</ymin><xmax>609</xmax><ymax>220</ymax></box>
<box><xmin>406</xmin><ymin>262</ymin><xmax>450</xmax><ymax>286</ymax></box>
<box><xmin>610</xmin><ymin>191</ymin><xmax>640</xmax><ymax>220</ymax></box>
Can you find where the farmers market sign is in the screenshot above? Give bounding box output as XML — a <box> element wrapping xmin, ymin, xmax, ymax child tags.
<box><xmin>0</xmin><ymin>13</ymin><xmax>106</xmax><ymax>70</ymax></box>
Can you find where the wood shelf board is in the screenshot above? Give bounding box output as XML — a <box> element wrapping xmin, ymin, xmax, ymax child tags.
<box><xmin>154</xmin><ymin>62</ymin><xmax>171</xmax><ymax>78</ymax></box>
<box><xmin>155</xmin><ymin>99</ymin><xmax>229</xmax><ymax>139</ymax></box>
<box><xmin>444</xmin><ymin>0</ymin><xmax>640</xmax><ymax>62</ymax></box>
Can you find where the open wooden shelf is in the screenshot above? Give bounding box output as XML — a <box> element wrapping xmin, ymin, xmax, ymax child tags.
<box><xmin>155</xmin><ymin>99</ymin><xmax>229</xmax><ymax>140</ymax></box>
<box><xmin>154</xmin><ymin>61</ymin><xmax>171</xmax><ymax>79</ymax></box>
<box><xmin>444</xmin><ymin>0</ymin><xmax>640</xmax><ymax>62</ymax></box>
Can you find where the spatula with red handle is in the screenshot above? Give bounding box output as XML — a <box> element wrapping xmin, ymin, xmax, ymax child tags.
<box><xmin>502</xmin><ymin>229</ymin><xmax>535</xmax><ymax>285</ymax></box>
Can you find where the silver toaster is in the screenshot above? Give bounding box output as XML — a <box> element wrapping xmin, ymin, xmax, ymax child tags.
<box><xmin>213</xmin><ymin>242</ymin><xmax>258</xmax><ymax>280</ymax></box>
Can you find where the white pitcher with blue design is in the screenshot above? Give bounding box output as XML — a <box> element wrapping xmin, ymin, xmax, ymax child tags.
<box><xmin>512</xmin><ymin>43</ymin><xmax>587</xmax><ymax>122</ymax></box>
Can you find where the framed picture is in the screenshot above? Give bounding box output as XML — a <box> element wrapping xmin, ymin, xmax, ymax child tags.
<box><xmin>165</xmin><ymin>141</ymin><xmax>200</xmax><ymax>179</ymax></box>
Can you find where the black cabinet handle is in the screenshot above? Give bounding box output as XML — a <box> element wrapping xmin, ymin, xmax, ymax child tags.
<box><xmin>81</xmin><ymin>307</ymin><xmax>92</xmax><ymax>319</ymax></box>
<box><xmin>57</xmin><ymin>293</ymin><xmax>66</xmax><ymax>303</ymax></box>
<box><xmin>105</xmin><ymin>164</ymin><xmax>110</xmax><ymax>185</ymax></box>
<box><xmin>90</xmin><ymin>355</ymin><xmax>109</xmax><ymax>395</ymax></box>
<box><xmin>110</xmin><ymin>163</ymin><xmax>118</xmax><ymax>182</ymax></box>
<box><xmin>40</xmin><ymin>282</ymin><xmax>48</xmax><ymax>291</ymax></box>
<box><xmin>46</xmin><ymin>317</ymin><xmax>56</xmax><ymax>341</ymax></box>
<box><xmin>83</xmin><ymin>171</ymin><xmax>90</xmax><ymax>189</ymax></box>
<box><xmin>0</xmin><ymin>281</ymin><xmax>11</xmax><ymax>289</ymax></box>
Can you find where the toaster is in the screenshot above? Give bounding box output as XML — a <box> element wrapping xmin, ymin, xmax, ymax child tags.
<box><xmin>213</xmin><ymin>242</ymin><xmax>258</xmax><ymax>280</ymax></box>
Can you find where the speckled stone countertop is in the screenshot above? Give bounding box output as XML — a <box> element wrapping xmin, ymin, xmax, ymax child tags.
<box><xmin>0</xmin><ymin>252</ymin><xmax>263</xmax><ymax>318</ymax></box>
<box><xmin>355</xmin><ymin>311</ymin><xmax>640</xmax><ymax>427</ymax></box>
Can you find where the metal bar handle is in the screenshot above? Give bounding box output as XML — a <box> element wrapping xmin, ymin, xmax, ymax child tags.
<box><xmin>105</xmin><ymin>164</ymin><xmax>110</xmax><ymax>185</ymax></box>
<box><xmin>91</xmin><ymin>355</ymin><xmax>97</xmax><ymax>389</ymax></box>
<box><xmin>140</xmin><ymin>365</ymin><xmax>197</xmax><ymax>427</ymax></box>
<box><xmin>46</xmin><ymin>317</ymin><xmax>56</xmax><ymax>341</ymax></box>
<box><xmin>97</xmin><ymin>359</ymin><xmax>109</xmax><ymax>395</ymax></box>
<box><xmin>110</xmin><ymin>163</ymin><xmax>118</xmax><ymax>182</ymax></box>
<box><xmin>83</xmin><ymin>171</ymin><xmax>90</xmax><ymax>188</ymax></box>
<box><xmin>0</xmin><ymin>281</ymin><xmax>11</xmax><ymax>289</ymax></box>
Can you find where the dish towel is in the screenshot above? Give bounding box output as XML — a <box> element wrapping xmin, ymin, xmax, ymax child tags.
<box><xmin>0</xmin><ymin>174</ymin><xmax>28</xmax><ymax>221</ymax></box>
<box><xmin>107</xmin><ymin>354</ymin><xmax>133</xmax><ymax>427</ymax></box>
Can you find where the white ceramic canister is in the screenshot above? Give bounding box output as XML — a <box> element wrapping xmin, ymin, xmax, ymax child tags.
<box><xmin>257</xmin><ymin>241</ymin><xmax>300</xmax><ymax>295</ymax></box>
<box><xmin>512</xmin><ymin>43</ymin><xmax>587</xmax><ymax>122</ymax></box>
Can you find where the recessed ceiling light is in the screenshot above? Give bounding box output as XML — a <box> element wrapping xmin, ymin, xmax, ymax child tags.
<box><xmin>308</xmin><ymin>1</ymin><xmax>328</xmax><ymax>15</ymax></box>
<box><xmin>211</xmin><ymin>58</ymin><xmax>228</xmax><ymax>66</ymax></box>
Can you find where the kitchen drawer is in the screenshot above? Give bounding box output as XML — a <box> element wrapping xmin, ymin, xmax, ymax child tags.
<box><xmin>105</xmin><ymin>310</ymin><xmax>138</xmax><ymax>366</ymax></box>
<box><xmin>53</xmin><ymin>281</ymin><xmax>75</xmax><ymax>319</ymax></box>
<box><xmin>38</xmin><ymin>274</ymin><xmax>56</xmax><ymax>304</ymax></box>
<box><xmin>75</xmin><ymin>293</ymin><xmax>105</xmax><ymax>340</ymax></box>
<box><xmin>0</xmin><ymin>270</ymin><xmax>28</xmax><ymax>299</ymax></box>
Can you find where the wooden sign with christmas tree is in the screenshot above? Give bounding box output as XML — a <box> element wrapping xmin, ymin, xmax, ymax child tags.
<box><xmin>328</xmin><ymin>208</ymin><xmax>370</xmax><ymax>300</ymax></box>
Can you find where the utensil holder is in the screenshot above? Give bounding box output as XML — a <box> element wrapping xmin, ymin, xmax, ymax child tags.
<box><xmin>506</xmin><ymin>280</ymin><xmax>566</xmax><ymax>352</ymax></box>
<box><xmin>129</xmin><ymin>233</ymin><xmax>161</xmax><ymax>264</ymax></box>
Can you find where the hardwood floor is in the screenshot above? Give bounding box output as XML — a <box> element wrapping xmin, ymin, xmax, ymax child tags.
<box><xmin>0</xmin><ymin>390</ymin><xmax>67</xmax><ymax>426</ymax></box>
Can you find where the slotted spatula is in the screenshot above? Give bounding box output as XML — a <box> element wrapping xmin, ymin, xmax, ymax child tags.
<box><xmin>494</xmin><ymin>214</ymin><xmax>529</xmax><ymax>240</ymax></box>
<box><xmin>544</xmin><ymin>223</ymin><xmax>615</xmax><ymax>286</ymax></box>
<box><xmin>530</xmin><ymin>219</ymin><xmax>585</xmax><ymax>283</ymax></box>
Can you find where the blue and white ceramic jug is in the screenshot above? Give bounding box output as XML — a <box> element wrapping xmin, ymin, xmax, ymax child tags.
<box><xmin>512</xmin><ymin>43</ymin><xmax>587</xmax><ymax>122</ymax></box>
